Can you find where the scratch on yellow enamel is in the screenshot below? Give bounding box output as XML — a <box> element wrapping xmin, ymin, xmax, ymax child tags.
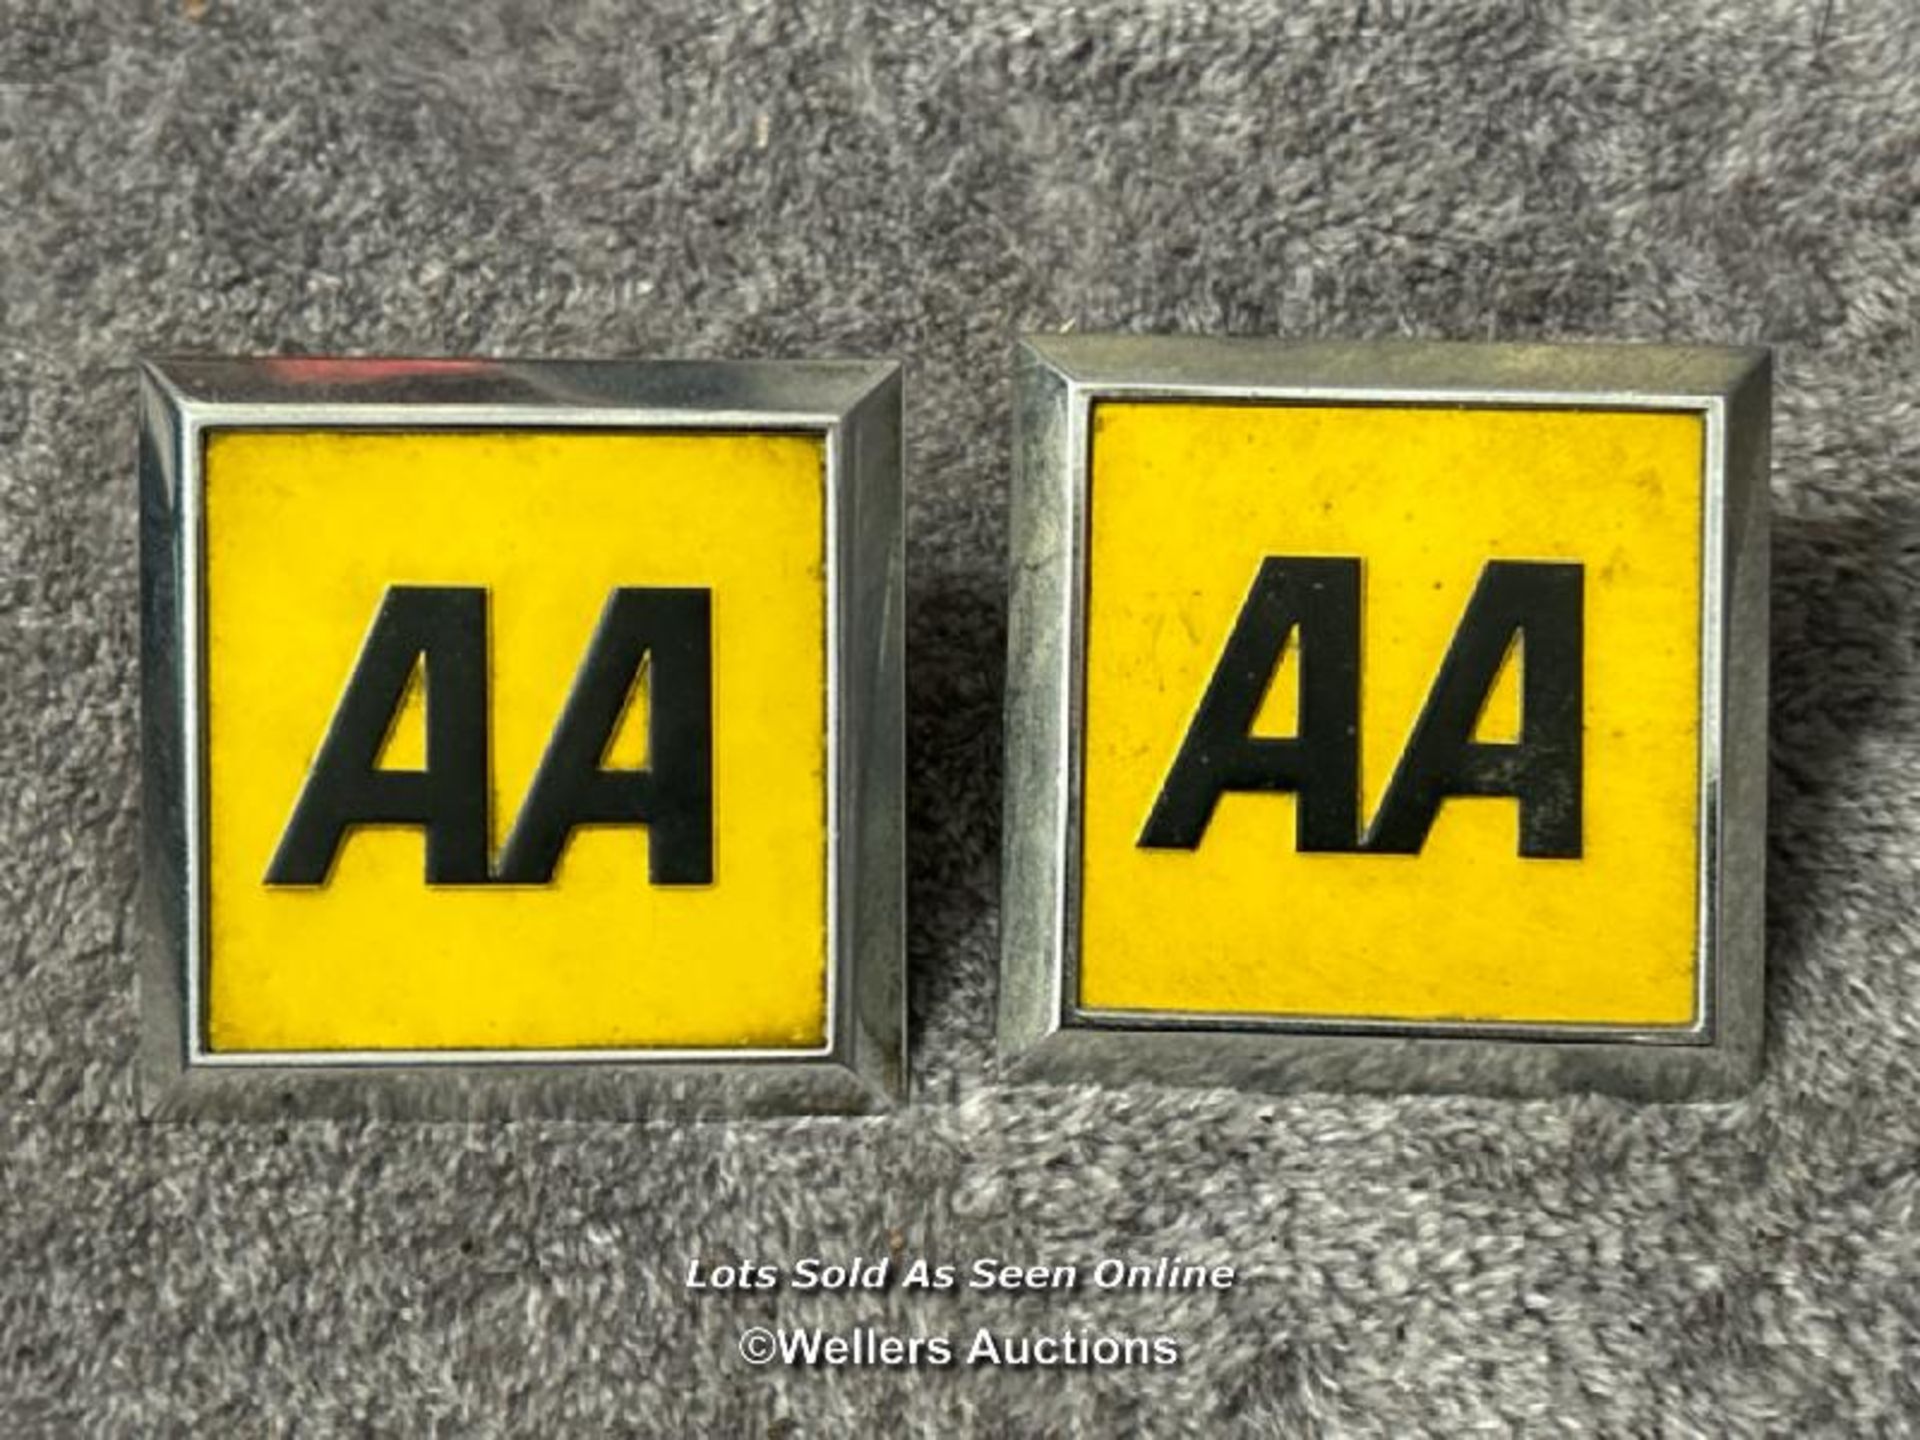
<box><xmin>1078</xmin><ymin>402</ymin><xmax>1703</xmax><ymax>1028</ymax></box>
<box><xmin>203</xmin><ymin>429</ymin><xmax>827</xmax><ymax>1052</ymax></box>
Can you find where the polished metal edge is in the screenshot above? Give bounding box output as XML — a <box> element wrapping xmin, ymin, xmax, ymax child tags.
<box><xmin>1023</xmin><ymin>333</ymin><xmax>1767</xmax><ymax>403</ymax></box>
<box><xmin>137</xmin><ymin>356</ymin><xmax>906</xmax><ymax>1119</ymax></box>
<box><xmin>997</xmin><ymin>336</ymin><xmax>1770</xmax><ymax>1101</ymax></box>
<box><xmin>140</xmin><ymin>354</ymin><xmax>893</xmax><ymax>421</ymax></box>
<box><xmin>997</xmin><ymin>346</ymin><xmax>1077</xmax><ymax>1065</ymax></box>
<box><xmin>1710</xmin><ymin>355</ymin><xmax>1772</xmax><ymax>1093</ymax></box>
<box><xmin>835</xmin><ymin>367</ymin><xmax>910</xmax><ymax>1107</ymax></box>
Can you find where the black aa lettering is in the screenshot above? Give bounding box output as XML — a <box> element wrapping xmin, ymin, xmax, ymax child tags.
<box><xmin>496</xmin><ymin>588</ymin><xmax>714</xmax><ymax>886</ymax></box>
<box><xmin>1139</xmin><ymin>557</ymin><xmax>1362</xmax><ymax>854</ymax></box>
<box><xmin>265</xmin><ymin>586</ymin><xmax>490</xmax><ymax>886</ymax></box>
<box><xmin>1364</xmin><ymin>561</ymin><xmax>1584</xmax><ymax>858</ymax></box>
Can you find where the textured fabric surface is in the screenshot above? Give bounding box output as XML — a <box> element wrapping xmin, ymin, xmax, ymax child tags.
<box><xmin>4</xmin><ymin>1</ymin><xmax>1919</xmax><ymax>1432</ymax></box>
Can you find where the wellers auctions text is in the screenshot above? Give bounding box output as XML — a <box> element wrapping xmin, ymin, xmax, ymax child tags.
<box><xmin>765</xmin><ymin>1324</ymin><xmax>1182</xmax><ymax>1369</ymax></box>
<box><xmin>685</xmin><ymin>1255</ymin><xmax>1237</xmax><ymax>1294</ymax></box>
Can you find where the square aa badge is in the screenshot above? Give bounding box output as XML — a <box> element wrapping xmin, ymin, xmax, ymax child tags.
<box><xmin>1000</xmin><ymin>337</ymin><xmax>1769</xmax><ymax>1099</ymax></box>
<box><xmin>138</xmin><ymin>358</ymin><xmax>904</xmax><ymax>1118</ymax></box>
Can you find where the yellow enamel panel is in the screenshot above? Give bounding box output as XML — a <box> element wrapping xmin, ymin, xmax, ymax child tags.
<box><xmin>202</xmin><ymin>429</ymin><xmax>827</xmax><ymax>1052</ymax></box>
<box><xmin>1079</xmin><ymin>402</ymin><xmax>1704</xmax><ymax>1028</ymax></box>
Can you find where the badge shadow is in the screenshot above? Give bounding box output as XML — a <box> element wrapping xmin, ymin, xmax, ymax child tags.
<box><xmin>903</xmin><ymin>570</ymin><xmax>1008</xmax><ymax>1073</ymax></box>
<box><xmin>1766</xmin><ymin>498</ymin><xmax>1920</xmax><ymax>1046</ymax></box>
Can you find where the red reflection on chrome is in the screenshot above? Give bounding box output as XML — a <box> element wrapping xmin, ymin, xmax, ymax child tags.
<box><xmin>260</xmin><ymin>357</ymin><xmax>499</xmax><ymax>384</ymax></box>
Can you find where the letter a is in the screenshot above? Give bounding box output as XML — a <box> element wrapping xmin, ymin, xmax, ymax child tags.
<box><xmin>496</xmin><ymin>587</ymin><xmax>714</xmax><ymax>885</ymax></box>
<box><xmin>1365</xmin><ymin>561</ymin><xmax>1583</xmax><ymax>858</ymax></box>
<box><xmin>1140</xmin><ymin>557</ymin><xmax>1362</xmax><ymax>853</ymax></box>
<box><xmin>266</xmin><ymin>586</ymin><xmax>490</xmax><ymax>885</ymax></box>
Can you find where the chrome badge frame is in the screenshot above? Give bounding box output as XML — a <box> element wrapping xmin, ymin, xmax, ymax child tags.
<box><xmin>139</xmin><ymin>357</ymin><xmax>905</xmax><ymax>1119</ymax></box>
<box><xmin>999</xmin><ymin>336</ymin><xmax>1769</xmax><ymax>1101</ymax></box>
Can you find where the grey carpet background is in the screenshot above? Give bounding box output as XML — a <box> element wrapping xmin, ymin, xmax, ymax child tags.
<box><xmin>4</xmin><ymin>0</ymin><xmax>1919</xmax><ymax>1432</ymax></box>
